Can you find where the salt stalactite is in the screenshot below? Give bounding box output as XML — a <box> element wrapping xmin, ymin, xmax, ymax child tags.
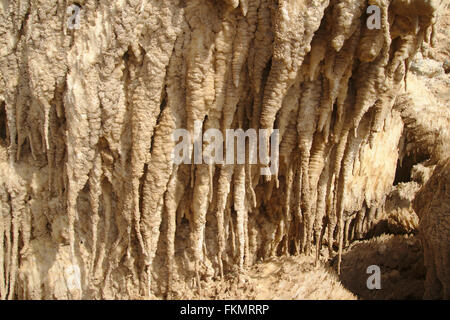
<box><xmin>191</xmin><ymin>165</ymin><xmax>211</xmax><ymax>289</ymax></box>
<box><xmin>240</xmin><ymin>0</ymin><xmax>249</xmax><ymax>17</ymax></box>
<box><xmin>162</xmin><ymin>23</ymin><xmax>190</xmax><ymax>297</ymax></box>
<box><xmin>88</xmin><ymin>152</ymin><xmax>102</xmax><ymax>284</ymax></box>
<box><xmin>306</xmin><ymin>133</ymin><xmax>330</xmax><ymax>254</ymax></box>
<box><xmin>336</xmin><ymin>115</ymin><xmax>371</xmax><ymax>274</ymax></box>
<box><xmin>165</xmin><ymin>165</ymin><xmax>190</xmax><ymax>297</ymax></box>
<box><xmin>248</xmin><ymin>0</ymin><xmax>273</xmax><ymax>95</ymax></box>
<box><xmin>215</xmin><ymin>165</ymin><xmax>235</xmax><ymax>278</ymax></box>
<box><xmin>65</xmin><ymin>64</ymin><xmax>102</xmax><ymax>268</ymax></box>
<box><xmin>93</xmin><ymin>182</ymin><xmax>111</xmax><ymax>288</ymax></box>
<box><xmin>129</xmin><ymin>22</ymin><xmax>163</xmax><ymax>256</ymax></box>
<box><xmin>185</xmin><ymin>0</ymin><xmax>216</xmax><ymax>136</ymax></box>
<box><xmin>355</xmin><ymin>207</ymin><xmax>366</xmax><ymax>240</ymax></box>
<box><xmin>140</xmin><ymin>89</ymin><xmax>183</xmax><ymax>294</ymax></box>
<box><xmin>296</xmin><ymin>78</ymin><xmax>321</xmax><ymax>252</ymax></box>
<box><xmin>234</xmin><ymin>164</ymin><xmax>247</xmax><ymax>270</ymax></box>
<box><xmin>278</xmin><ymin>79</ymin><xmax>302</xmax><ymax>150</ymax></box>
<box><xmin>183</xmin><ymin>1</ymin><xmax>220</xmax><ymax>290</ymax></box>
<box><xmin>352</xmin><ymin>0</ymin><xmax>391</xmax><ymax>134</ymax></box>
<box><xmin>330</xmin><ymin>0</ymin><xmax>366</xmax><ymax>51</ymax></box>
<box><xmin>7</xmin><ymin>185</ymin><xmax>25</xmax><ymax>300</ymax></box>
<box><xmin>125</xmin><ymin>1</ymin><xmax>184</xmax><ymax>295</ymax></box>
<box><xmin>357</xmin><ymin>26</ymin><xmax>385</xmax><ymax>62</ymax></box>
<box><xmin>224</xmin><ymin>0</ymin><xmax>240</xmax><ymax>9</ymax></box>
<box><xmin>0</xmin><ymin>185</ymin><xmax>9</xmax><ymax>299</ymax></box>
<box><xmin>0</xmin><ymin>168</ymin><xmax>26</xmax><ymax>300</ymax></box>
<box><xmin>276</xmin><ymin>77</ymin><xmax>301</xmax><ymax>242</ymax></box>
<box><xmin>232</xmin><ymin>0</ymin><xmax>259</xmax><ymax>88</ymax></box>
<box><xmin>318</xmin><ymin>27</ymin><xmax>361</xmax><ymax>134</ymax></box>
<box><xmin>0</xmin><ymin>0</ymin><xmax>442</xmax><ymax>299</ymax></box>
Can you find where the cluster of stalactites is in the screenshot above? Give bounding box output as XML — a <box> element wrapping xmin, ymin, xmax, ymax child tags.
<box><xmin>0</xmin><ymin>0</ymin><xmax>441</xmax><ymax>299</ymax></box>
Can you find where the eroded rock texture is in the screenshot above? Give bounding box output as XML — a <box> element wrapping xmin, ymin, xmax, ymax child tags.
<box><xmin>0</xmin><ymin>0</ymin><xmax>444</xmax><ymax>299</ymax></box>
<box><xmin>338</xmin><ymin>234</ymin><xmax>425</xmax><ymax>300</ymax></box>
<box><xmin>413</xmin><ymin>159</ymin><xmax>450</xmax><ymax>299</ymax></box>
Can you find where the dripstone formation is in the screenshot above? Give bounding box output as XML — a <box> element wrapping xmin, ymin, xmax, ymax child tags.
<box><xmin>0</xmin><ymin>0</ymin><xmax>445</xmax><ymax>299</ymax></box>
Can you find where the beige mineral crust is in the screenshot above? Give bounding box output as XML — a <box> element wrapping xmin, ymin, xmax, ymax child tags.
<box><xmin>0</xmin><ymin>0</ymin><xmax>447</xmax><ymax>299</ymax></box>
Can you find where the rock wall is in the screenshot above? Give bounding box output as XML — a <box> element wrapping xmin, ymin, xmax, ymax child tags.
<box><xmin>413</xmin><ymin>159</ymin><xmax>450</xmax><ymax>299</ymax></box>
<box><xmin>338</xmin><ymin>234</ymin><xmax>425</xmax><ymax>300</ymax></box>
<box><xmin>0</xmin><ymin>0</ymin><xmax>443</xmax><ymax>299</ymax></box>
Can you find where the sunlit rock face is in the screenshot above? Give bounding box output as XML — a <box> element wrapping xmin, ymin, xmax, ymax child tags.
<box><xmin>0</xmin><ymin>0</ymin><xmax>444</xmax><ymax>299</ymax></box>
<box><xmin>413</xmin><ymin>159</ymin><xmax>450</xmax><ymax>300</ymax></box>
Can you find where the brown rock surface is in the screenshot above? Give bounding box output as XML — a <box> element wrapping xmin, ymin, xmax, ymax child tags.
<box><xmin>0</xmin><ymin>0</ymin><xmax>447</xmax><ymax>299</ymax></box>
